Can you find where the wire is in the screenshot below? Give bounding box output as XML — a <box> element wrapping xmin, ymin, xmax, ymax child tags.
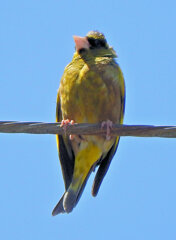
<box><xmin>0</xmin><ymin>121</ymin><xmax>176</xmax><ymax>138</ymax></box>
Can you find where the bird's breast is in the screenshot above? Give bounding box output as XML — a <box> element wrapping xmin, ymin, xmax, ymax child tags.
<box><xmin>60</xmin><ymin>60</ymin><xmax>122</xmax><ymax>124</ymax></box>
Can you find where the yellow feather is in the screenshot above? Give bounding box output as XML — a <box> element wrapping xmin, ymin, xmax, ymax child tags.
<box><xmin>70</xmin><ymin>142</ymin><xmax>102</xmax><ymax>191</ymax></box>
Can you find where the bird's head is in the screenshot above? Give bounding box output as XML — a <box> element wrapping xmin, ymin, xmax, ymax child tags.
<box><xmin>73</xmin><ymin>31</ymin><xmax>117</xmax><ymax>58</ymax></box>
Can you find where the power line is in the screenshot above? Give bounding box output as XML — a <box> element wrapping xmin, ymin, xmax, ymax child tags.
<box><xmin>0</xmin><ymin>121</ymin><xmax>176</xmax><ymax>138</ymax></box>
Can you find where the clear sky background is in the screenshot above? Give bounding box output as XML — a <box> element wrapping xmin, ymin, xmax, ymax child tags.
<box><xmin>0</xmin><ymin>1</ymin><xmax>176</xmax><ymax>239</ymax></box>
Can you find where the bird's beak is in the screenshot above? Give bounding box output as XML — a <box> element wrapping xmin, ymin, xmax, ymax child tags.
<box><xmin>73</xmin><ymin>36</ymin><xmax>90</xmax><ymax>52</ymax></box>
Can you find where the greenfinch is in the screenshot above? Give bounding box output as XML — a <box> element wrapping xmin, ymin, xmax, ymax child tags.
<box><xmin>52</xmin><ymin>31</ymin><xmax>125</xmax><ymax>215</ymax></box>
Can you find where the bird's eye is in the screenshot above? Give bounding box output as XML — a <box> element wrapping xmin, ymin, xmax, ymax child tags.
<box><xmin>87</xmin><ymin>38</ymin><xmax>97</xmax><ymax>48</ymax></box>
<box><xmin>98</xmin><ymin>39</ymin><xmax>107</xmax><ymax>48</ymax></box>
<box><xmin>87</xmin><ymin>37</ymin><xmax>107</xmax><ymax>49</ymax></box>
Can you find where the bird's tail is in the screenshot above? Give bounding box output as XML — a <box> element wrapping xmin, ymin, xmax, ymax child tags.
<box><xmin>52</xmin><ymin>142</ymin><xmax>102</xmax><ymax>215</ymax></box>
<box><xmin>52</xmin><ymin>165</ymin><xmax>94</xmax><ymax>215</ymax></box>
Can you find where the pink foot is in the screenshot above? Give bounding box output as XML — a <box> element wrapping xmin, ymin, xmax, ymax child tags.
<box><xmin>101</xmin><ymin>120</ymin><xmax>113</xmax><ymax>140</ymax></box>
<box><xmin>61</xmin><ymin>119</ymin><xmax>75</xmax><ymax>140</ymax></box>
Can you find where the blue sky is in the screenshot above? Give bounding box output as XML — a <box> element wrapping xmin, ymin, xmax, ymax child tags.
<box><xmin>0</xmin><ymin>0</ymin><xmax>176</xmax><ymax>239</ymax></box>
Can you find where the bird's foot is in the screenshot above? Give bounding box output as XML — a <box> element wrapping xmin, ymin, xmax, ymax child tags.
<box><xmin>101</xmin><ymin>120</ymin><xmax>113</xmax><ymax>140</ymax></box>
<box><xmin>61</xmin><ymin>119</ymin><xmax>75</xmax><ymax>140</ymax></box>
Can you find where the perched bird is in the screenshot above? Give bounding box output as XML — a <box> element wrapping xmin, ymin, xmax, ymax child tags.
<box><xmin>52</xmin><ymin>31</ymin><xmax>125</xmax><ymax>215</ymax></box>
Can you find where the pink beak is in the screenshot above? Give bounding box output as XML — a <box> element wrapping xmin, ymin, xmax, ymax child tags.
<box><xmin>73</xmin><ymin>36</ymin><xmax>90</xmax><ymax>52</ymax></box>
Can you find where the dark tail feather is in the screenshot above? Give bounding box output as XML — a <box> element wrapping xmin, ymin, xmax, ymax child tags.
<box><xmin>52</xmin><ymin>164</ymin><xmax>96</xmax><ymax>215</ymax></box>
<box><xmin>52</xmin><ymin>190</ymin><xmax>76</xmax><ymax>215</ymax></box>
<box><xmin>63</xmin><ymin>164</ymin><xmax>95</xmax><ymax>213</ymax></box>
<box><xmin>52</xmin><ymin>194</ymin><xmax>65</xmax><ymax>216</ymax></box>
<box><xmin>52</xmin><ymin>187</ymin><xmax>82</xmax><ymax>215</ymax></box>
<box><xmin>62</xmin><ymin>189</ymin><xmax>78</xmax><ymax>213</ymax></box>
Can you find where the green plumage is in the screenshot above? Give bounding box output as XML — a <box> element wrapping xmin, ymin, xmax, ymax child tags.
<box><xmin>52</xmin><ymin>31</ymin><xmax>125</xmax><ymax>215</ymax></box>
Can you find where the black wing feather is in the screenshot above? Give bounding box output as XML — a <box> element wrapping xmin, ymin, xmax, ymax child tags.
<box><xmin>56</xmin><ymin>94</ymin><xmax>75</xmax><ymax>190</ymax></box>
<box><xmin>58</xmin><ymin>135</ymin><xmax>74</xmax><ymax>189</ymax></box>
<box><xmin>91</xmin><ymin>138</ymin><xmax>120</xmax><ymax>196</ymax></box>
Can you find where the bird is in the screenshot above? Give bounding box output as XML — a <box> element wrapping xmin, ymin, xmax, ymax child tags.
<box><xmin>52</xmin><ymin>31</ymin><xmax>125</xmax><ymax>215</ymax></box>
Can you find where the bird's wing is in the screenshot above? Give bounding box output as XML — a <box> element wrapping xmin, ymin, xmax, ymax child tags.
<box><xmin>56</xmin><ymin>92</ymin><xmax>75</xmax><ymax>189</ymax></box>
<box><xmin>91</xmin><ymin>137</ymin><xmax>120</xmax><ymax>196</ymax></box>
<box><xmin>92</xmin><ymin>72</ymin><xmax>125</xmax><ymax>196</ymax></box>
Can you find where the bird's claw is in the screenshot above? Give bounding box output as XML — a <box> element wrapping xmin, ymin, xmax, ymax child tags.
<box><xmin>61</xmin><ymin>119</ymin><xmax>75</xmax><ymax>140</ymax></box>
